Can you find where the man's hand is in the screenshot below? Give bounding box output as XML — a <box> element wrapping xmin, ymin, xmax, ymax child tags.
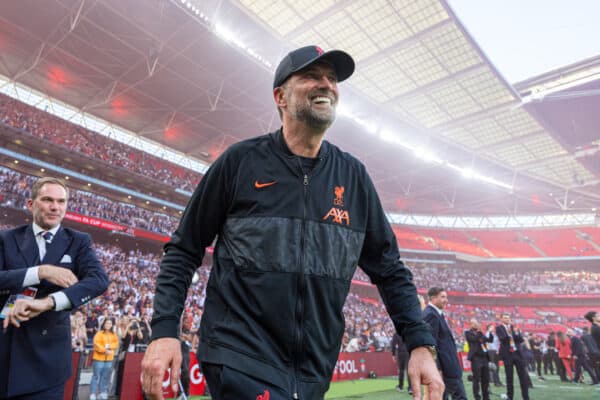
<box><xmin>408</xmin><ymin>346</ymin><xmax>445</xmax><ymax>400</ymax></box>
<box><xmin>141</xmin><ymin>337</ymin><xmax>182</xmax><ymax>400</ymax></box>
<box><xmin>38</xmin><ymin>264</ymin><xmax>79</xmax><ymax>288</ymax></box>
<box><xmin>3</xmin><ymin>297</ymin><xmax>54</xmax><ymax>329</ymax></box>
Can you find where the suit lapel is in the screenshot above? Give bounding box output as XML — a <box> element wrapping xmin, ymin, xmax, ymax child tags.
<box><xmin>438</xmin><ymin>310</ymin><xmax>451</xmax><ymax>333</ymax></box>
<box><xmin>42</xmin><ymin>228</ymin><xmax>72</xmax><ymax>265</ymax></box>
<box><xmin>15</xmin><ymin>225</ymin><xmax>39</xmax><ymax>266</ymax></box>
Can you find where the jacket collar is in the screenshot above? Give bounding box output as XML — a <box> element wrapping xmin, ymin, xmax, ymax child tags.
<box><xmin>272</xmin><ymin>127</ymin><xmax>330</xmax><ymax>161</ymax></box>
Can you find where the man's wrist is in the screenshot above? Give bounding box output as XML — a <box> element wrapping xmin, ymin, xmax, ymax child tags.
<box><xmin>37</xmin><ymin>265</ymin><xmax>46</xmax><ymax>280</ymax></box>
<box><xmin>46</xmin><ymin>296</ymin><xmax>56</xmax><ymax>311</ymax></box>
<box><xmin>413</xmin><ymin>345</ymin><xmax>437</xmax><ymax>360</ymax></box>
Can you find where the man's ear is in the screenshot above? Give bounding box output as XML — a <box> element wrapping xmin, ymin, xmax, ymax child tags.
<box><xmin>273</xmin><ymin>86</ymin><xmax>287</xmax><ymax>109</ymax></box>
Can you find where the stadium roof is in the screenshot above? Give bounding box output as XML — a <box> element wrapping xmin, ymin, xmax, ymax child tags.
<box><xmin>0</xmin><ymin>0</ymin><xmax>597</xmax><ymax>215</ymax></box>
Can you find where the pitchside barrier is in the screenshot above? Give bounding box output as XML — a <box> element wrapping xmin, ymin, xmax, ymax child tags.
<box><xmin>63</xmin><ymin>350</ymin><xmax>471</xmax><ymax>399</ymax></box>
<box><xmin>118</xmin><ymin>351</ymin><xmax>397</xmax><ymax>399</ymax></box>
<box><xmin>63</xmin><ymin>352</ymin><xmax>83</xmax><ymax>400</ymax></box>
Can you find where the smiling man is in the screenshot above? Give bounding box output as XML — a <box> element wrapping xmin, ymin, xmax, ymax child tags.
<box><xmin>142</xmin><ymin>46</ymin><xmax>443</xmax><ymax>400</ymax></box>
<box><xmin>0</xmin><ymin>177</ymin><xmax>108</xmax><ymax>399</ymax></box>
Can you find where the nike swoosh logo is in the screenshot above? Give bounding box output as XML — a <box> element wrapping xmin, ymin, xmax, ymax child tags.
<box><xmin>255</xmin><ymin>180</ymin><xmax>277</xmax><ymax>188</ymax></box>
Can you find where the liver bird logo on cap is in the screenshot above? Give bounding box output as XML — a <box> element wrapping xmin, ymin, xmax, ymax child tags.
<box><xmin>315</xmin><ymin>46</ymin><xmax>324</xmax><ymax>55</ymax></box>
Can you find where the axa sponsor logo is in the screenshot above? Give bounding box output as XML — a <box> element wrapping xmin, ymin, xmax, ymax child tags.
<box><xmin>323</xmin><ymin>186</ymin><xmax>350</xmax><ymax>226</ymax></box>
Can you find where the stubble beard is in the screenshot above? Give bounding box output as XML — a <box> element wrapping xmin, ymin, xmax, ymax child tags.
<box><xmin>290</xmin><ymin>97</ymin><xmax>336</xmax><ymax>132</ymax></box>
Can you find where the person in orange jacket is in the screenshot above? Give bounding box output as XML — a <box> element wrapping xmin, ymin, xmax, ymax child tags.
<box><xmin>90</xmin><ymin>318</ymin><xmax>119</xmax><ymax>400</ymax></box>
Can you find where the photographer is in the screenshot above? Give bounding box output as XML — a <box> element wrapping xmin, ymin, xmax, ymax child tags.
<box><xmin>139</xmin><ymin>315</ymin><xmax>152</xmax><ymax>345</ymax></box>
<box><xmin>120</xmin><ymin>317</ymin><xmax>144</xmax><ymax>353</ymax></box>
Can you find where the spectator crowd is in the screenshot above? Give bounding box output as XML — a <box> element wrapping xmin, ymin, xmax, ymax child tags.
<box><xmin>0</xmin><ymin>166</ymin><xmax>178</xmax><ymax>235</ymax></box>
<box><xmin>352</xmin><ymin>264</ymin><xmax>600</xmax><ymax>295</ymax></box>
<box><xmin>0</xmin><ymin>93</ymin><xmax>200</xmax><ymax>192</ymax></box>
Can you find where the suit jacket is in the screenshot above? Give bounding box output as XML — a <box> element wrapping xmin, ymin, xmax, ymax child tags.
<box><xmin>592</xmin><ymin>324</ymin><xmax>600</xmax><ymax>351</ymax></box>
<box><xmin>570</xmin><ymin>336</ymin><xmax>586</xmax><ymax>358</ymax></box>
<box><xmin>582</xmin><ymin>332</ymin><xmax>600</xmax><ymax>356</ymax></box>
<box><xmin>495</xmin><ymin>324</ymin><xmax>524</xmax><ymax>360</ymax></box>
<box><xmin>465</xmin><ymin>329</ymin><xmax>493</xmax><ymax>361</ymax></box>
<box><xmin>423</xmin><ymin>305</ymin><xmax>462</xmax><ymax>378</ymax></box>
<box><xmin>0</xmin><ymin>224</ymin><xmax>108</xmax><ymax>397</ymax></box>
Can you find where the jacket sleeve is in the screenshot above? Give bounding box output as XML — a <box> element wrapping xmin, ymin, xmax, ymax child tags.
<box><xmin>357</xmin><ymin>170</ymin><xmax>434</xmax><ymax>352</ymax></box>
<box><xmin>0</xmin><ymin>230</ymin><xmax>28</xmax><ymax>291</ymax></box>
<box><xmin>150</xmin><ymin>149</ymin><xmax>236</xmax><ymax>340</ymax></box>
<box><xmin>464</xmin><ymin>329</ymin><xmax>476</xmax><ymax>347</ymax></box>
<box><xmin>62</xmin><ymin>233</ymin><xmax>108</xmax><ymax>309</ymax></box>
<box><xmin>513</xmin><ymin>330</ymin><xmax>524</xmax><ymax>344</ymax></box>
<box><xmin>496</xmin><ymin>325</ymin><xmax>509</xmax><ymax>346</ymax></box>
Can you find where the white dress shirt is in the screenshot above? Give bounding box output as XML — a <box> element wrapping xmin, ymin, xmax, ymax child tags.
<box><xmin>21</xmin><ymin>223</ymin><xmax>72</xmax><ymax>311</ymax></box>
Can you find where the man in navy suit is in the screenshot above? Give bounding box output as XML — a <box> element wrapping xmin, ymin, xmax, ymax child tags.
<box><xmin>423</xmin><ymin>287</ymin><xmax>467</xmax><ymax>400</ymax></box>
<box><xmin>495</xmin><ymin>313</ymin><xmax>529</xmax><ymax>400</ymax></box>
<box><xmin>0</xmin><ymin>177</ymin><xmax>108</xmax><ymax>399</ymax></box>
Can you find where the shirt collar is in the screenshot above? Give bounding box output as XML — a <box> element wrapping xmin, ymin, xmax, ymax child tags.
<box><xmin>429</xmin><ymin>303</ymin><xmax>444</xmax><ymax>316</ymax></box>
<box><xmin>33</xmin><ymin>222</ymin><xmax>60</xmax><ymax>237</ymax></box>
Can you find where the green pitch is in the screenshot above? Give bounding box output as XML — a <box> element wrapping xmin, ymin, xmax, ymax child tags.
<box><xmin>190</xmin><ymin>370</ymin><xmax>598</xmax><ymax>399</ymax></box>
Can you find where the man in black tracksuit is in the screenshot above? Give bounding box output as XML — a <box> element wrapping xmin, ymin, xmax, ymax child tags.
<box><xmin>141</xmin><ymin>46</ymin><xmax>443</xmax><ymax>400</ymax></box>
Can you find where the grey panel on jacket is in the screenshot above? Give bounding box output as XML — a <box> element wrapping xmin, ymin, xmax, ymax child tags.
<box><xmin>222</xmin><ymin>216</ymin><xmax>364</xmax><ymax>280</ymax></box>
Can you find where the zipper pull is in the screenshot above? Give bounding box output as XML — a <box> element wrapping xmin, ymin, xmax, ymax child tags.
<box><xmin>303</xmin><ymin>174</ymin><xmax>308</xmax><ymax>186</ymax></box>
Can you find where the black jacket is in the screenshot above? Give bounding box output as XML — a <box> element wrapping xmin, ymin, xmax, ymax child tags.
<box><xmin>150</xmin><ymin>130</ymin><xmax>434</xmax><ymax>398</ymax></box>
<box><xmin>465</xmin><ymin>329</ymin><xmax>493</xmax><ymax>361</ymax></box>
<box><xmin>570</xmin><ymin>336</ymin><xmax>586</xmax><ymax>358</ymax></box>
<box><xmin>593</xmin><ymin>324</ymin><xmax>600</xmax><ymax>351</ymax></box>
<box><xmin>582</xmin><ymin>332</ymin><xmax>600</xmax><ymax>356</ymax></box>
<box><xmin>496</xmin><ymin>324</ymin><xmax>524</xmax><ymax>360</ymax></box>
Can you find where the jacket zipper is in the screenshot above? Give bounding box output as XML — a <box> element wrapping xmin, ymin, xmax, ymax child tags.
<box><xmin>293</xmin><ymin>173</ymin><xmax>310</xmax><ymax>399</ymax></box>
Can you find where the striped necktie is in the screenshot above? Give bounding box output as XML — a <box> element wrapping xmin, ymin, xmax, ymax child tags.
<box><xmin>42</xmin><ymin>231</ymin><xmax>54</xmax><ymax>244</ymax></box>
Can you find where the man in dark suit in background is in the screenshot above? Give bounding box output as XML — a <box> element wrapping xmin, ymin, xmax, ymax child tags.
<box><xmin>585</xmin><ymin>311</ymin><xmax>600</xmax><ymax>358</ymax></box>
<box><xmin>465</xmin><ymin>318</ymin><xmax>494</xmax><ymax>400</ymax></box>
<box><xmin>567</xmin><ymin>328</ymin><xmax>599</xmax><ymax>384</ymax></box>
<box><xmin>391</xmin><ymin>333</ymin><xmax>411</xmax><ymax>393</ymax></box>
<box><xmin>581</xmin><ymin>325</ymin><xmax>600</xmax><ymax>381</ymax></box>
<box><xmin>496</xmin><ymin>313</ymin><xmax>530</xmax><ymax>400</ymax></box>
<box><xmin>0</xmin><ymin>177</ymin><xmax>108</xmax><ymax>399</ymax></box>
<box><xmin>423</xmin><ymin>287</ymin><xmax>467</xmax><ymax>400</ymax></box>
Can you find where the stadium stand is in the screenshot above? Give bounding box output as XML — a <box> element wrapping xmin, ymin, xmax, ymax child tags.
<box><xmin>467</xmin><ymin>229</ymin><xmax>542</xmax><ymax>258</ymax></box>
<box><xmin>0</xmin><ymin>166</ymin><xmax>178</xmax><ymax>235</ymax></box>
<box><xmin>0</xmin><ymin>93</ymin><xmax>201</xmax><ymax>192</ymax></box>
<box><xmin>352</xmin><ymin>265</ymin><xmax>600</xmax><ymax>295</ymax></box>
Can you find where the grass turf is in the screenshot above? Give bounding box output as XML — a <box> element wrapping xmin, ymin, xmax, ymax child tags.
<box><xmin>189</xmin><ymin>369</ymin><xmax>599</xmax><ymax>399</ymax></box>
